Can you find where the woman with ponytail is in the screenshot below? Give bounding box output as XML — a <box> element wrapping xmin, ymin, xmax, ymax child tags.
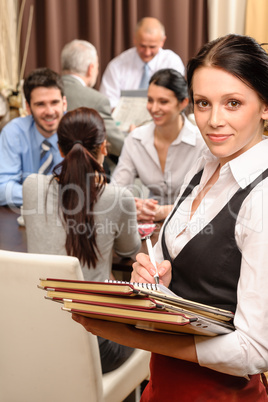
<box><xmin>23</xmin><ymin>107</ymin><xmax>141</xmax><ymax>372</ymax></box>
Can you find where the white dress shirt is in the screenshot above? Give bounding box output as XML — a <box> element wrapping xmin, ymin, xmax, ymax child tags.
<box><xmin>112</xmin><ymin>117</ymin><xmax>206</xmax><ymax>205</ymax></box>
<box><xmin>154</xmin><ymin>139</ymin><xmax>268</xmax><ymax>377</ymax></box>
<box><xmin>100</xmin><ymin>47</ymin><xmax>185</xmax><ymax>109</ymax></box>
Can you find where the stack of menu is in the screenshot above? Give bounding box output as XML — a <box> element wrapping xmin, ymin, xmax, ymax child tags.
<box><xmin>39</xmin><ymin>279</ymin><xmax>235</xmax><ymax>336</ymax></box>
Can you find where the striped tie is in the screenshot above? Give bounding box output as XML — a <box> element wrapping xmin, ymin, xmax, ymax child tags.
<box><xmin>139</xmin><ymin>63</ymin><xmax>150</xmax><ymax>89</ymax></box>
<box><xmin>39</xmin><ymin>139</ymin><xmax>53</xmax><ymax>174</ymax></box>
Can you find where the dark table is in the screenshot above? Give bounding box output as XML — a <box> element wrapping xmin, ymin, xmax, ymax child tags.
<box><xmin>112</xmin><ymin>222</ymin><xmax>162</xmax><ymax>273</ymax></box>
<box><xmin>0</xmin><ymin>206</ymin><xmax>161</xmax><ymax>272</ymax></box>
<box><xmin>0</xmin><ymin>206</ymin><xmax>27</xmax><ymax>252</ymax></box>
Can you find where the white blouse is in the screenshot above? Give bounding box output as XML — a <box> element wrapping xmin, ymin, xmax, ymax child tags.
<box><xmin>154</xmin><ymin>139</ymin><xmax>268</xmax><ymax>377</ymax></box>
<box><xmin>112</xmin><ymin>117</ymin><xmax>206</xmax><ymax>205</ymax></box>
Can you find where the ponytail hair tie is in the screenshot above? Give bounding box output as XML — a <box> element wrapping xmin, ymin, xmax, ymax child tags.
<box><xmin>73</xmin><ymin>140</ymin><xmax>83</xmax><ymax>146</ymax></box>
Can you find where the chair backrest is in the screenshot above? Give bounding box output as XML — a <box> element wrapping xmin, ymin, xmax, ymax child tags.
<box><xmin>0</xmin><ymin>249</ymin><xmax>103</xmax><ymax>402</ymax></box>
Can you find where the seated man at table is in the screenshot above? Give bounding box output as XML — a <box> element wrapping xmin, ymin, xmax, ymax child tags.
<box><xmin>99</xmin><ymin>17</ymin><xmax>185</xmax><ymax>110</ymax></box>
<box><xmin>0</xmin><ymin>68</ymin><xmax>67</xmax><ymax>206</ymax></box>
<box><xmin>61</xmin><ymin>39</ymin><xmax>125</xmax><ymax>172</ymax></box>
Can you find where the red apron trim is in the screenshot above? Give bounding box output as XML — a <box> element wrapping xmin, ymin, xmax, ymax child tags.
<box><xmin>141</xmin><ymin>353</ymin><xmax>268</xmax><ymax>402</ymax></box>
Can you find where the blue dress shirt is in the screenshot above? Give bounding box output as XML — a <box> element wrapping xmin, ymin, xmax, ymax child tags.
<box><xmin>0</xmin><ymin>115</ymin><xmax>63</xmax><ymax>206</ymax></box>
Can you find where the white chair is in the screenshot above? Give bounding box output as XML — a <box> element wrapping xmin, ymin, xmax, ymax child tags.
<box><xmin>0</xmin><ymin>249</ymin><xmax>150</xmax><ymax>402</ymax></box>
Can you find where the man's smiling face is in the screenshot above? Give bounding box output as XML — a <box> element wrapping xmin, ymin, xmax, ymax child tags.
<box><xmin>27</xmin><ymin>86</ymin><xmax>67</xmax><ymax>138</ymax></box>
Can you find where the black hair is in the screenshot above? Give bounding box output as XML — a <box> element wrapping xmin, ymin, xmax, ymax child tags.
<box><xmin>149</xmin><ymin>68</ymin><xmax>189</xmax><ymax>102</ymax></box>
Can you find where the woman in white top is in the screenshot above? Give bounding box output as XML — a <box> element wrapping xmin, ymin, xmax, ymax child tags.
<box><xmin>72</xmin><ymin>35</ymin><xmax>268</xmax><ymax>401</ymax></box>
<box><xmin>23</xmin><ymin>107</ymin><xmax>140</xmax><ymax>374</ymax></box>
<box><xmin>112</xmin><ymin>68</ymin><xmax>206</xmax><ymax>222</ymax></box>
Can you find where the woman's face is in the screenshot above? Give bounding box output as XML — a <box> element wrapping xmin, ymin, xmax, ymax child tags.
<box><xmin>147</xmin><ymin>83</ymin><xmax>182</xmax><ymax>127</ymax></box>
<box><xmin>192</xmin><ymin>66</ymin><xmax>268</xmax><ymax>166</ymax></box>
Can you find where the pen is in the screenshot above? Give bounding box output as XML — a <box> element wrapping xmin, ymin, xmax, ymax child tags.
<box><xmin>145</xmin><ymin>235</ymin><xmax>159</xmax><ymax>284</ymax></box>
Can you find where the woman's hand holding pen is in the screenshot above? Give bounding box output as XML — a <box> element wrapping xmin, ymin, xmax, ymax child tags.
<box><xmin>131</xmin><ymin>252</ymin><xmax>172</xmax><ymax>287</ymax></box>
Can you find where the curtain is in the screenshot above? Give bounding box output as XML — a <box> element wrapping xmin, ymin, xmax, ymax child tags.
<box><xmin>0</xmin><ymin>0</ymin><xmax>19</xmax><ymax>91</ymax></box>
<box><xmin>19</xmin><ymin>0</ymin><xmax>208</xmax><ymax>88</ymax></box>
<box><xmin>207</xmin><ymin>0</ymin><xmax>247</xmax><ymax>41</ymax></box>
<box><xmin>245</xmin><ymin>0</ymin><xmax>268</xmax><ymax>43</ymax></box>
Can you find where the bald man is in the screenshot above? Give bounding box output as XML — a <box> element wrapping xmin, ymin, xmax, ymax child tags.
<box><xmin>99</xmin><ymin>17</ymin><xmax>185</xmax><ymax>109</ymax></box>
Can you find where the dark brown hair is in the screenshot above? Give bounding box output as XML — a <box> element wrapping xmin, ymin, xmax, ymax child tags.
<box><xmin>53</xmin><ymin>107</ymin><xmax>107</xmax><ymax>268</ymax></box>
<box><xmin>187</xmin><ymin>34</ymin><xmax>268</xmax><ymax>106</ymax></box>
<box><xmin>23</xmin><ymin>67</ymin><xmax>65</xmax><ymax>104</ymax></box>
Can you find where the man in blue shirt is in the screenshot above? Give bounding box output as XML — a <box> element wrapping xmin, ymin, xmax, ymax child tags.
<box><xmin>0</xmin><ymin>68</ymin><xmax>67</xmax><ymax>206</ymax></box>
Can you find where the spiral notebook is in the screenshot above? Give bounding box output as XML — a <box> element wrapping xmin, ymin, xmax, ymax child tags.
<box><xmin>39</xmin><ymin>278</ymin><xmax>235</xmax><ymax>336</ymax></box>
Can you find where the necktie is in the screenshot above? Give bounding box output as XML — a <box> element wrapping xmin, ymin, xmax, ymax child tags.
<box><xmin>39</xmin><ymin>139</ymin><xmax>53</xmax><ymax>174</ymax></box>
<box><xmin>139</xmin><ymin>63</ymin><xmax>150</xmax><ymax>89</ymax></box>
